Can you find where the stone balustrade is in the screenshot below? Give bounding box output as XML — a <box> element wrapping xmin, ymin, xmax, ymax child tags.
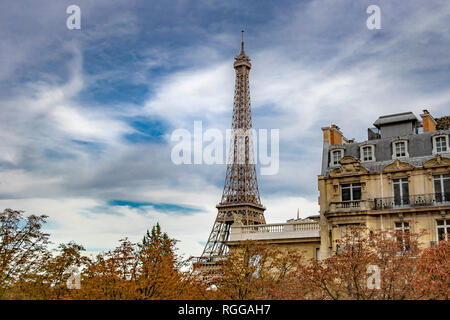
<box><xmin>229</xmin><ymin>221</ymin><xmax>320</xmax><ymax>242</ymax></box>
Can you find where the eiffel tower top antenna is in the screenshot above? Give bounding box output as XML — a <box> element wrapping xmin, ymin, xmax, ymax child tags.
<box><xmin>241</xmin><ymin>30</ymin><xmax>244</xmax><ymax>53</ymax></box>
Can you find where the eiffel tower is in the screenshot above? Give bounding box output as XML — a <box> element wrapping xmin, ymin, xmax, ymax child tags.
<box><xmin>198</xmin><ymin>31</ymin><xmax>266</xmax><ymax>264</ymax></box>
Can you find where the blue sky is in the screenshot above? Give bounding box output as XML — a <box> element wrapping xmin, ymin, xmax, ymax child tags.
<box><xmin>0</xmin><ymin>0</ymin><xmax>449</xmax><ymax>257</ymax></box>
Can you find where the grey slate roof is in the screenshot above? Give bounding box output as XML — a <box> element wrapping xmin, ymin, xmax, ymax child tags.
<box><xmin>321</xmin><ymin>129</ymin><xmax>450</xmax><ymax>176</ymax></box>
<box><xmin>373</xmin><ymin>112</ymin><xmax>418</xmax><ymax>128</ymax></box>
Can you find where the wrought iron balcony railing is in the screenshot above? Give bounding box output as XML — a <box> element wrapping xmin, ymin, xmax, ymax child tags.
<box><xmin>328</xmin><ymin>193</ymin><xmax>450</xmax><ymax>213</ymax></box>
<box><xmin>373</xmin><ymin>193</ymin><xmax>450</xmax><ymax>210</ymax></box>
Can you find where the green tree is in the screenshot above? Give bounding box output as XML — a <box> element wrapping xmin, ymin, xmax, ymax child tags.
<box><xmin>141</xmin><ymin>223</ymin><xmax>172</xmax><ymax>262</ymax></box>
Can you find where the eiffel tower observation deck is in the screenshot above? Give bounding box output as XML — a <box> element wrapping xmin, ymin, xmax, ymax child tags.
<box><xmin>195</xmin><ymin>31</ymin><xmax>266</xmax><ymax>268</ymax></box>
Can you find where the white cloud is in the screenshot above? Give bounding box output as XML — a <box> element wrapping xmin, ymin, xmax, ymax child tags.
<box><xmin>0</xmin><ymin>197</ymin><xmax>216</xmax><ymax>259</ymax></box>
<box><xmin>144</xmin><ymin>62</ymin><xmax>234</xmax><ymax>128</ymax></box>
<box><xmin>1</xmin><ymin>0</ymin><xmax>449</xmax><ymax>260</ymax></box>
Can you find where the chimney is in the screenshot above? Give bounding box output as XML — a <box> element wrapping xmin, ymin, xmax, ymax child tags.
<box><xmin>322</xmin><ymin>124</ymin><xmax>343</xmax><ymax>145</ymax></box>
<box><xmin>420</xmin><ymin>109</ymin><xmax>436</xmax><ymax>132</ymax></box>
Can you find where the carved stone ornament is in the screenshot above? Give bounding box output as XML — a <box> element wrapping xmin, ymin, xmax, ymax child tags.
<box><xmin>383</xmin><ymin>159</ymin><xmax>415</xmax><ymax>173</ymax></box>
<box><xmin>330</xmin><ymin>156</ymin><xmax>369</xmax><ymax>177</ymax></box>
<box><xmin>424</xmin><ymin>154</ymin><xmax>450</xmax><ymax>169</ymax></box>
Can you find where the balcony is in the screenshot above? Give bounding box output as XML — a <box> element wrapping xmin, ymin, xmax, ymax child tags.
<box><xmin>374</xmin><ymin>193</ymin><xmax>450</xmax><ymax>210</ymax></box>
<box><xmin>228</xmin><ymin>220</ymin><xmax>320</xmax><ymax>242</ymax></box>
<box><xmin>327</xmin><ymin>193</ymin><xmax>450</xmax><ymax>213</ymax></box>
<box><xmin>328</xmin><ymin>200</ymin><xmax>372</xmax><ymax>212</ymax></box>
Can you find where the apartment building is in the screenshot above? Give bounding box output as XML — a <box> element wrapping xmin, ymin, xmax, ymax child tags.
<box><xmin>319</xmin><ymin>110</ymin><xmax>450</xmax><ymax>258</ymax></box>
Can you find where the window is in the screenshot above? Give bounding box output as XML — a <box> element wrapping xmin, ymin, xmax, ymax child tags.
<box><xmin>395</xmin><ymin>221</ymin><xmax>410</xmax><ymax>251</ymax></box>
<box><xmin>341</xmin><ymin>183</ymin><xmax>362</xmax><ymax>201</ymax></box>
<box><xmin>316</xmin><ymin>248</ymin><xmax>321</xmax><ymax>261</ymax></box>
<box><xmin>392</xmin><ymin>141</ymin><xmax>408</xmax><ymax>159</ymax></box>
<box><xmin>436</xmin><ymin>219</ymin><xmax>450</xmax><ymax>242</ymax></box>
<box><xmin>433</xmin><ymin>135</ymin><xmax>448</xmax><ymax>154</ymax></box>
<box><xmin>361</xmin><ymin>145</ymin><xmax>375</xmax><ymax>162</ymax></box>
<box><xmin>433</xmin><ymin>174</ymin><xmax>450</xmax><ymax>203</ymax></box>
<box><xmin>331</xmin><ymin>149</ymin><xmax>343</xmax><ymax>166</ymax></box>
<box><xmin>393</xmin><ymin>178</ymin><xmax>409</xmax><ymax>206</ymax></box>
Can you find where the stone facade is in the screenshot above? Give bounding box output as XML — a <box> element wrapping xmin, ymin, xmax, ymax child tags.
<box><xmin>319</xmin><ymin>111</ymin><xmax>450</xmax><ymax>259</ymax></box>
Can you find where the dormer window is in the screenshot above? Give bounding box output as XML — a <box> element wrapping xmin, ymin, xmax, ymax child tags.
<box><xmin>330</xmin><ymin>149</ymin><xmax>343</xmax><ymax>166</ymax></box>
<box><xmin>433</xmin><ymin>135</ymin><xmax>448</xmax><ymax>154</ymax></box>
<box><xmin>395</xmin><ymin>142</ymin><xmax>406</xmax><ymax>157</ymax></box>
<box><xmin>392</xmin><ymin>140</ymin><xmax>408</xmax><ymax>159</ymax></box>
<box><xmin>360</xmin><ymin>145</ymin><xmax>375</xmax><ymax>162</ymax></box>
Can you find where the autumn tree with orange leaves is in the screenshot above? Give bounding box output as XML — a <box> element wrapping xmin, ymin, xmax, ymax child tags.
<box><xmin>0</xmin><ymin>209</ymin><xmax>206</xmax><ymax>300</ymax></box>
<box><xmin>205</xmin><ymin>226</ymin><xmax>449</xmax><ymax>300</ymax></box>
<box><xmin>294</xmin><ymin>226</ymin><xmax>424</xmax><ymax>299</ymax></box>
<box><xmin>278</xmin><ymin>226</ymin><xmax>449</xmax><ymax>300</ymax></box>
<box><xmin>1</xmin><ymin>208</ymin><xmax>448</xmax><ymax>300</ymax></box>
<box><xmin>69</xmin><ymin>223</ymin><xmax>207</xmax><ymax>300</ymax></box>
<box><xmin>207</xmin><ymin>241</ymin><xmax>304</xmax><ymax>300</ymax></box>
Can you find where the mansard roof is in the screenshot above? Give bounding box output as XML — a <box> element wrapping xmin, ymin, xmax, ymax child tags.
<box><xmin>322</xmin><ymin>129</ymin><xmax>450</xmax><ymax>176</ymax></box>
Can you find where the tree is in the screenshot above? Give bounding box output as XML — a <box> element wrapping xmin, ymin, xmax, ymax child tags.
<box><xmin>436</xmin><ymin>116</ymin><xmax>450</xmax><ymax>130</ymax></box>
<box><xmin>141</xmin><ymin>223</ymin><xmax>172</xmax><ymax>260</ymax></box>
<box><xmin>297</xmin><ymin>226</ymin><xmax>438</xmax><ymax>300</ymax></box>
<box><xmin>71</xmin><ymin>223</ymin><xmax>207</xmax><ymax>300</ymax></box>
<box><xmin>0</xmin><ymin>209</ymin><xmax>50</xmax><ymax>299</ymax></box>
<box><xmin>71</xmin><ymin>238</ymin><xmax>139</xmax><ymax>300</ymax></box>
<box><xmin>8</xmin><ymin>241</ymin><xmax>89</xmax><ymax>299</ymax></box>
<box><xmin>2</xmin><ymin>209</ymin><xmax>448</xmax><ymax>300</ymax></box>
<box><xmin>209</xmin><ymin>241</ymin><xmax>303</xmax><ymax>300</ymax></box>
<box><xmin>135</xmin><ymin>224</ymin><xmax>181</xmax><ymax>299</ymax></box>
<box><xmin>414</xmin><ymin>240</ymin><xmax>450</xmax><ymax>299</ymax></box>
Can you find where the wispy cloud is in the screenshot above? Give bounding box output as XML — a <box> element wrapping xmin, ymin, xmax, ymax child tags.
<box><xmin>0</xmin><ymin>0</ymin><xmax>449</xmax><ymax>258</ymax></box>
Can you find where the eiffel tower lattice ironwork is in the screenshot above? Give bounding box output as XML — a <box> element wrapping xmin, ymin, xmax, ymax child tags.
<box><xmin>199</xmin><ymin>31</ymin><xmax>266</xmax><ymax>263</ymax></box>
